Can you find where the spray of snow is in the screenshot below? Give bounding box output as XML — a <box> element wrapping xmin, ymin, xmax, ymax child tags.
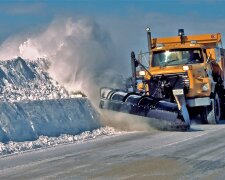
<box><xmin>0</xmin><ymin>17</ymin><xmax>125</xmax><ymax>103</ymax></box>
<box><xmin>100</xmin><ymin>110</ymin><xmax>158</xmax><ymax>132</ymax></box>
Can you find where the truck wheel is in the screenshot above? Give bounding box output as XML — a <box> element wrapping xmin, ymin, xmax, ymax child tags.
<box><xmin>201</xmin><ymin>93</ymin><xmax>221</xmax><ymax>124</ymax></box>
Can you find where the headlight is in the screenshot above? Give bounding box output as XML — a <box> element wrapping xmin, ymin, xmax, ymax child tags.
<box><xmin>139</xmin><ymin>71</ymin><xmax>146</xmax><ymax>76</ymax></box>
<box><xmin>202</xmin><ymin>84</ymin><xmax>209</xmax><ymax>92</ymax></box>
<box><xmin>183</xmin><ymin>65</ymin><xmax>189</xmax><ymax>71</ymax></box>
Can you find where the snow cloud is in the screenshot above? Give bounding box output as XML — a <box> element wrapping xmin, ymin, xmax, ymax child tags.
<box><xmin>0</xmin><ymin>17</ymin><xmax>126</xmax><ymax>105</ymax></box>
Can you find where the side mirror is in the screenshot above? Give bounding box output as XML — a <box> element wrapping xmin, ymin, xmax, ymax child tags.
<box><xmin>206</xmin><ymin>56</ymin><xmax>211</xmax><ymax>64</ymax></box>
<box><xmin>131</xmin><ymin>51</ymin><xmax>139</xmax><ymax>67</ymax></box>
<box><xmin>205</xmin><ymin>49</ymin><xmax>213</xmax><ymax>64</ymax></box>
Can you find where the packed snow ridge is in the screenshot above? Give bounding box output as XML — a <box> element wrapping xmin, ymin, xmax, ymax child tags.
<box><xmin>0</xmin><ymin>57</ymin><xmax>69</xmax><ymax>102</ymax></box>
<box><xmin>0</xmin><ymin>127</ymin><xmax>125</xmax><ymax>155</ymax></box>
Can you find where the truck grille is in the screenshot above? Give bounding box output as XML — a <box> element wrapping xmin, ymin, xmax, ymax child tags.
<box><xmin>148</xmin><ymin>73</ymin><xmax>189</xmax><ymax>99</ymax></box>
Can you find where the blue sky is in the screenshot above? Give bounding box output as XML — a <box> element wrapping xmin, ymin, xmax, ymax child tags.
<box><xmin>0</xmin><ymin>0</ymin><xmax>225</xmax><ymax>51</ymax></box>
<box><xmin>0</xmin><ymin>0</ymin><xmax>225</xmax><ymax>80</ymax></box>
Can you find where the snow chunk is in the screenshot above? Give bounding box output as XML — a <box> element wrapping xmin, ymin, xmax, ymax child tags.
<box><xmin>0</xmin><ymin>127</ymin><xmax>125</xmax><ymax>155</ymax></box>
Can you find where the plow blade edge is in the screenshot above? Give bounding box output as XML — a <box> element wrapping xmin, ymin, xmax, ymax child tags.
<box><xmin>99</xmin><ymin>88</ymin><xmax>190</xmax><ymax>131</ymax></box>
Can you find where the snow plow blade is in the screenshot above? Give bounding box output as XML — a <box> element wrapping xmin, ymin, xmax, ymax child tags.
<box><xmin>99</xmin><ymin>88</ymin><xmax>190</xmax><ymax>131</ymax></box>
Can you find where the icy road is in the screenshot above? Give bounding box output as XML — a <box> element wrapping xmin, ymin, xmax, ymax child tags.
<box><xmin>1</xmin><ymin>123</ymin><xmax>225</xmax><ymax>179</ymax></box>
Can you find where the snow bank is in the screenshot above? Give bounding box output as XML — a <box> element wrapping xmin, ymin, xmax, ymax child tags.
<box><xmin>0</xmin><ymin>57</ymin><xmax>102</xmax><ymax>143</ymax></box>
<box><xmin>0</xmin><ymin>98</ymin><xmax>101</xmax><ymax>143</ymax></box>
<box><xmin>0</xmin><ymin>57</ymin><xmax>69</xmax><ymax>102</ymax></box>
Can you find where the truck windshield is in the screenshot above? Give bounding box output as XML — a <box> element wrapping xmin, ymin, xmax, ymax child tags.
<box><xmin>151</xmin><ymin>48</ymin><xmax>203</xmax><ymax>67</ymax></box>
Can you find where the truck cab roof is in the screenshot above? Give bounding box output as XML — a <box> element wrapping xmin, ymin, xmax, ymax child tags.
<box><xmin>151</xmin><ymin>33</ymin><xmax>221</xmax><ymax>51</ymax></box>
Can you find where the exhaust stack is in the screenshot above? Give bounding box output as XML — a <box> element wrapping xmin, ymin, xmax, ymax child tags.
<box><xmin>131</xmin><ymin>51</ymin><xmax>137</xmax><ymax>92</ymax></box>
<box><xmin>146</xmin><ymin>27</ymin><xmax>152</xmax><ymax>52</ymax></box>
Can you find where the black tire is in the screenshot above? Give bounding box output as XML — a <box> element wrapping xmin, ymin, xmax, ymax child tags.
<box><xmin>200</xmin><ymin>93</ymin><xmax>221</xmax><ymax>124</ymax></box>
<box><xmin>219</xmin><ymin>89</ymin><xmax>225</xmax><ymax>120</ymax></box>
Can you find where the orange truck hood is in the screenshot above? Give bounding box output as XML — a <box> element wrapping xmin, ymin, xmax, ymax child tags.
<box><xmin>149</xmin><ymin>66</ymin><xmax>186</xmax><ymax>76</ymax></box>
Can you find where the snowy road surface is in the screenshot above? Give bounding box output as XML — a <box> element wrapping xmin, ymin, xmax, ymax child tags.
<box><xmin>1</xmin><ymin>124</ymin><xmax>225</xmax><ymax>179</ymax></box>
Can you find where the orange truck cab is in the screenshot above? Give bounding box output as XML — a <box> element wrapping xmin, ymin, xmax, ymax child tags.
<box><xmin>137</xmin><ymin>29</ymin><xmax>225</xmax><ymax>124</ymax></box>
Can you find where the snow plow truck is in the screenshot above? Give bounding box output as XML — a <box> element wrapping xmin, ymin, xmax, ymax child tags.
<box><xmin>100</xmin><ymin>28</ymin><xmax>225</xmax><ymax>130</ymax></box>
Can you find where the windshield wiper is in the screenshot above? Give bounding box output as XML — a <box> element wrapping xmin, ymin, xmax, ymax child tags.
<box><xmin>185</xmin><ymin>59</ymin><xmax>198</xmax><ymax>65</ymax></box>
<box><xmin>162</xmin><ymin>59</ymin><xmax>178</xmax><ymax>67</ymax></box>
